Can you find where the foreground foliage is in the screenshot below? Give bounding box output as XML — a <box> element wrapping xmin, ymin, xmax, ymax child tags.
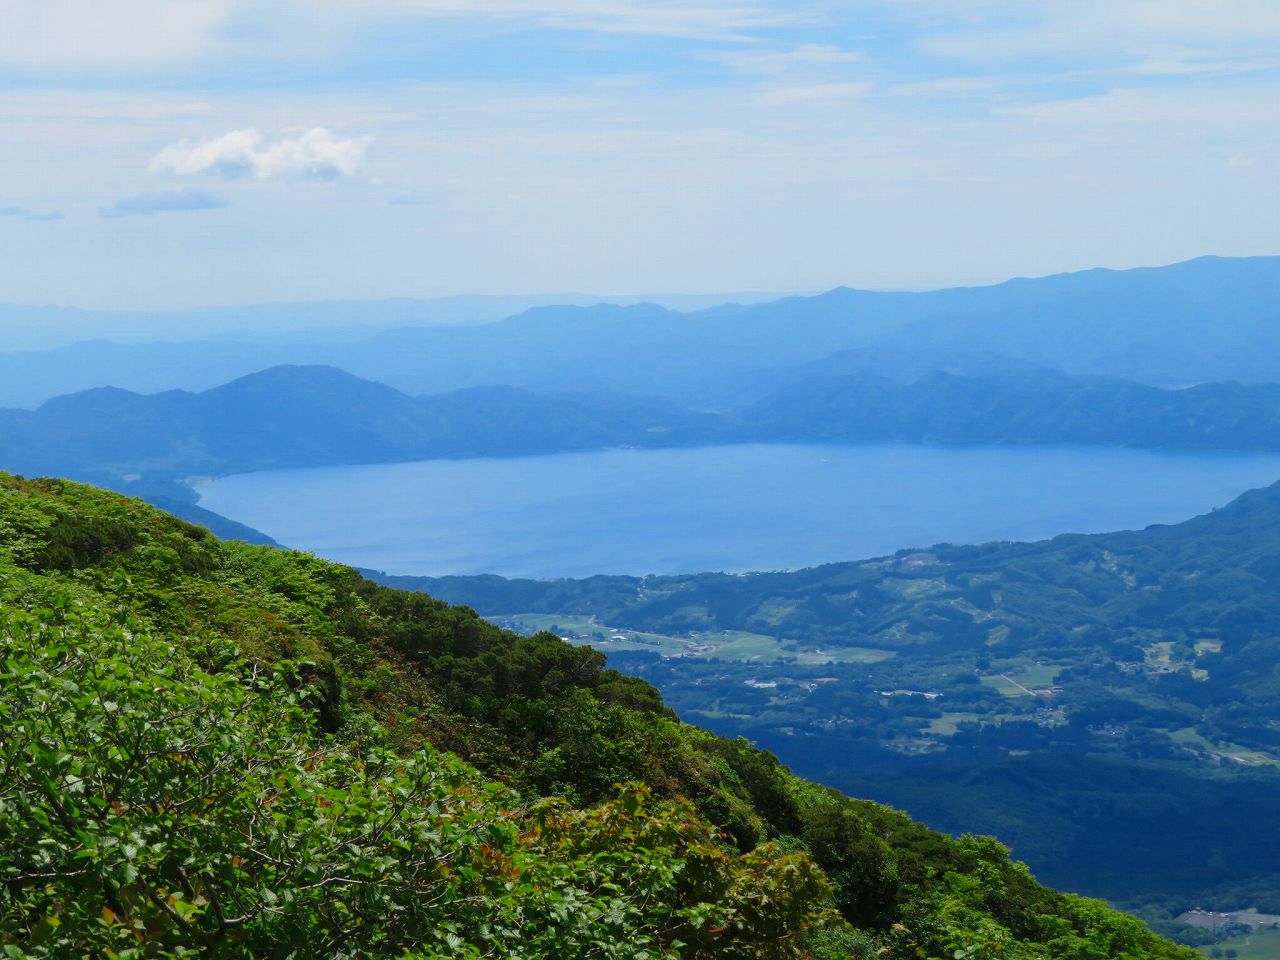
<box><xmin>1</xmin><ymin>607</ymin><xmax>833</xmax><ymax>957</ymax></box>
<box><xmin>0</xmin><ymin>474</ymin><xmax>1193</xmax><ymax>959</ymax></box>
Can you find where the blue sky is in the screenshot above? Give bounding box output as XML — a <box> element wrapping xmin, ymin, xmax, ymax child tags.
<box><xmin>1</xmin><ymin>0</ymin><xmax>1277</xmax><ymax>307</ymax></box>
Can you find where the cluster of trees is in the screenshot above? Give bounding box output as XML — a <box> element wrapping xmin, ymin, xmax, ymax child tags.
<box><xmin>0</xmin><ymin>472</ymin><xmax>1194</xmax><ymax>958</ymax></box>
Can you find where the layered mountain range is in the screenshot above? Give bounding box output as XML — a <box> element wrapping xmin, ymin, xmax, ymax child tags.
<box><xmin>3</xmin><ymin>255</ymin><xmax>1280</xmax><ymax>410</ymax></box>
<box><xmin>11</xmin><ymin>364</ymin><xmax>1280</xmax><ymax>492</ymax></box>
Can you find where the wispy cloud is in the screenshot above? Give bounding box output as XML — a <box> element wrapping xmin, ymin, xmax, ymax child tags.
<box><xmin>382</xmin><ymin>1</ymin><xmax>810</xmax><ymax>41</ymax></box>
<box><xmin>0</xmin><ymin>0</ymin><xmax>809</xmax><ymax>76</ymax></box>
<box><xmin>150</xmin><ymin>128</ymin><xmax>369</xmax><ymax>180</ymax></box>
<box><xmin>0</xmin><ymin>205</ymin><xmax>63</xmax><ymax>221</ymax></box>
<box><xmin>757</xmin><ymin>82</ymin><xmax>870</xmax><ymax>105</ymax></box>
<box><xmin>3</xmin><ymin>0</ymin><xmax>1280</xmax><ymax>309</ymax></box>
<box><xmin>0</xmin><ymin>0</ymin><xmax>232</xmax><ymax>70</ymax></box>
<box><xmin>911</xmin><ymin>0</ymin><xmax>1280</xmax><ymax>79</ymax></box>
<box><xmin>709</xmin><ymin>43</ymin><xmax>860</xmax><ymax>76</ymax></box>
<box><xmin>98</xmin><ymin>188</ymin><xmax>228</xmax><ymax>218</ymax></box>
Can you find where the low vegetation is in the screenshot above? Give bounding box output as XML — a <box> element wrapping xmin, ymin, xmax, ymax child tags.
<box><xmin>0</xmin><ymin>473</ymin><xmax>1193</xmax><ymax>958</ymax></box>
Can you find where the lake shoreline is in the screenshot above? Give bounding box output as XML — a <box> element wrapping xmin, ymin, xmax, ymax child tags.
<box><xmin>198</xmin><ymin>441</ymin><xmax>1280</xmax><ymax>579</ymax></box>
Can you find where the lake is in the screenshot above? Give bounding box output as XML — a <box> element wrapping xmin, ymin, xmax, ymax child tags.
<box><xmin>198</xmin><ymin>443</ymin><xmax>1280</xmax><ymax>578</ymax></box>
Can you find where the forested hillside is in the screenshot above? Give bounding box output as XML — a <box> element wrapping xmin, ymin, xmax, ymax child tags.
<box><xmin>395</xmin><ymin>481</ymin><xmax>1280</xmax><ymax>924</ymax></box>
<box><xmin>0</xmin><ymin>473</ymin><xmax>1191</xmax><ymax>958</ymax></box>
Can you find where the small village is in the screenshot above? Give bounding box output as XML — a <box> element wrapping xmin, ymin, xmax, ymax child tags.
<box><xmin>1177</xmin><ymin>908</ymin><xmax>1280</xmax><ymax>937</ymax></box>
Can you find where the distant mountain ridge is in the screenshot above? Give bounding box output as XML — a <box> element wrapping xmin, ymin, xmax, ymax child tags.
<box><xmin>746</xmin><ymin>368</ymin><xmax>1280</xmax><ymax>449</ymax></box>
<box><xmin>11</xmin><ymin>364</ymin><xmax>1280</xmax><ymax>497</ymax></box>
<box><xmin>0</xmin><ymin>290</ymin><xmax>793</xmax><ymax>351</ymax></box>
<box><xmin>0</xmin><ymin>365</ymin><xmax>725</xmax><ymax>481</ymax></box>
<box><xmin>2</xmin><ymin>255</ymin><xmax>1279</xmax><ymax>409</ymax></box>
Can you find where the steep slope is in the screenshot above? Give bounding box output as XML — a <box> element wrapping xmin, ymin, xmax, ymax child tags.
<box><xmin>0</xmin><ymin>473</ymin><xmax>1191</xmax><ymax>959</ymax></box>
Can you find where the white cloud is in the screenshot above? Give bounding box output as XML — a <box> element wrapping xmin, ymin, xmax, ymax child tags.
<box><xmin>150</xmin><ymin>128</ymin><xmax>369</xmax><ymax>180</ymax></box>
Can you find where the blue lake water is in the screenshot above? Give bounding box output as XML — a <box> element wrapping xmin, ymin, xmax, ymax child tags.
<box><xmin>198</xmin><ymin>443</ymin><xmax>1280</xmax><ymax>578</ymax></box>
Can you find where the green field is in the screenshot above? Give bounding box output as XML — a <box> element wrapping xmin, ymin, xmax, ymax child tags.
<box><xmin>1169</xmin><ymin>728</ymin><xmax>1280</xmax><ymax>767</ymax></box>
<box><xmin>925</xmin><ymin>712</ymin><xmax>981</xmax><ymax>736</ymax></box>
<box><xmin>492</xmin><ymin>613</ymin><xmax>895</xmax><ymax>665</ymax></box>
<box><xmin>1198</xmin><ymin>926</ymin><xmax>1280</xmax><ymax>960</ymax></box>
<box><xmin>979</xmin><ymin>661</ymin><xmax>1061</xmax><ymax>698</ymax></box>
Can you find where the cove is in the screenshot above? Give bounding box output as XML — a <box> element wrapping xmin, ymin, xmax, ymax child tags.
<box><xmin>198</xmin><ymin>443</ymin><xmax>1280</xmax><ymax>579</ymax></box>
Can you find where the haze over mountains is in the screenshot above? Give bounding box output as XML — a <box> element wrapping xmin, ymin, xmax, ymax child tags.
<box><xmin>0</xmin><ymin>290</ymin><xmax>791</xmax><ymax>351</ymax></box>
<box><xmin>2</xmin><ymin>255</ymin><xmax>1279</xmax><ymax>410</ymax></box>
<box><xmin>12</xmin><ymin>364</ymin><xmax>1280</xmax><ymax>496</ymax></box>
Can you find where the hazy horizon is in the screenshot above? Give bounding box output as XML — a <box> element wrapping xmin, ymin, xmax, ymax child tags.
<box><xmin>4</xmin><ymin>2</ymin><xmax>1280</xmax><ymax>308</ymax></box>
<box><xmin>1</xmin><ymin>251</ymin><xmax>1271</xmax><ymax>315</ymax></box>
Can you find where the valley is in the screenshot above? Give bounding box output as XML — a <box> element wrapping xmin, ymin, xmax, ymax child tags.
<box><xmin>8</xmin><ymin>5</ymin><xmax>1276</xmax><ymax>952</ymax></box>
<box><xmin>383</xmin><ymin>478</ymin><xmax>1280</xmax><ymax>934</ymax></box>
<box><xmin>7</xmin><ymin>257</ymin><xmax>1280</xmax><ymax>954</ymax></box>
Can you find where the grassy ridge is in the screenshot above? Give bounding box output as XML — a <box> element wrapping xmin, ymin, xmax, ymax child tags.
<box><xmin>0</xmin><ymin>473</ymin><xmax>1192</xmax><ymax>958</ymax></box>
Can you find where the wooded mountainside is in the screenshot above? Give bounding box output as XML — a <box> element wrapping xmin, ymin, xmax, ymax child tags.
<box><xmin>392</xmin><ymin>480</ymin><xmax>1280</xmax><ymax>927</ymax></box>
<box><xmin>0</xmin><ymin>473</ymin><xmax>1192</xmax><ymax>959</ymax></box>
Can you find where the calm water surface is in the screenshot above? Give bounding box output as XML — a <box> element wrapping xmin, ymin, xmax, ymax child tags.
<box><xmin>198</xmin><ymin>443</ymin><xmax>1280</xmax><ymax>578</ymax></box>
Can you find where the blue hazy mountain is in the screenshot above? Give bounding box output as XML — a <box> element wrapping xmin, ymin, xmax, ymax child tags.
<box><xmin>14</xmin><ymin>366</ymin><xmax>1280</xmax><ymax>495</ymax></box>
<box><xmin>744</xmin><ymin>369</ymin><xmax>1280</xmax><ymax>449</ymax></box>
<box><xmin>0</xmin><ymin>290</ymin><xmax>792</xmax><ymax>351</ymax></box>
<box><xmin>2</xmin><ymin>255</ymin><xmax>1278</xmax><ymax>410</ymax></box>
<box><xmin>0</xmin><ymin>365</ymin><xmax>727</xmax><ymax>481</ymax></box>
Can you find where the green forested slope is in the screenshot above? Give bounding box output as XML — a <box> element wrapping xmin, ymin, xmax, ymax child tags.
<box><xmin>0</xmin><ymin>473</ymin><xmax>1190</xmax><ymax>959</ymax></box>
<box><xmin>396</xmin><ymin>482</ymin><xmax>1280</xmax><ymax>920</ymax></box>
